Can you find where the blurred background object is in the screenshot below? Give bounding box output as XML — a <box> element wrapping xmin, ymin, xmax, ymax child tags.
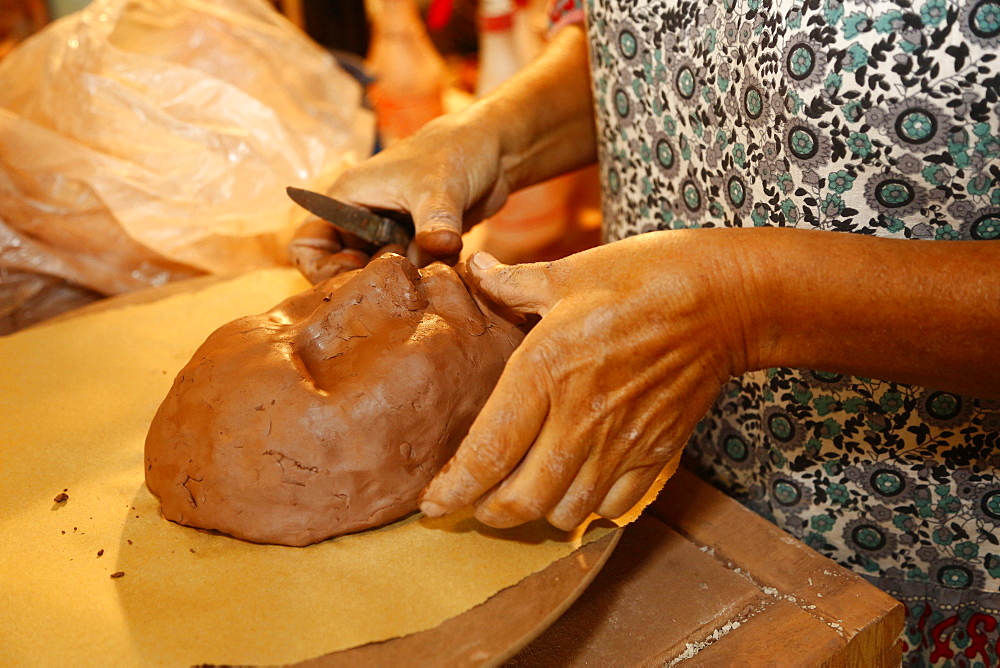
<box><xmin>471</xmin><ymin>0</ymin><xmax>583</xmax><ymax>264</ymax></box>
<box><xmin>46</xmin><ymin>0</ymin><xmax>85</xmax><ymax>18</ymax></box>
<box><xmin>300</xmin><ymin>0</ymin><xmax>369</xmax><ymax>56</ymax></box>
<box><xmin>0</xmin><ymin>0</ymin><xmax>47</xmax><ymax>59</ymax></box>
<box><xmin>364</xmin><ymin>0</ymin><xmax>446</xmax><ymax>147</ymax></box>
<box><xmin>0</xmin><ymin>0</ymin><xmax>375</xmax><ymax>334</ymax></box>
<box><xmin>270</xmin><ymin>0</ymin><xmax>303</xmax><ymax>28</ymax></box>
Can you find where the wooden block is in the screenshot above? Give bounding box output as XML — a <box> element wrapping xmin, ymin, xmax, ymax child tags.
<box><xmin>871</xmin><ymin>641</ymin><xmax>904</xmax><ymax>668</ymax></box>
<box><xmin>648</xmin><ymin>468</ymin><xmax>905</xmax><ymax>665</ymax></box>
<box><xmin>507</xmin><ymin>515</ymin><xmax>771</xmax><ymax>667</ymax></box>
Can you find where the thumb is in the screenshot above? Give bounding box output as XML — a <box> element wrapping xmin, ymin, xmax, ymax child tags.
<box><xmin>469</xmin><ymin>252</ymin><xmax>556</xmax><ymax>316</ymax></box>
<box><xmin>412</xmin><ymin>192</ymin><xmax>464</xmax><ymax>258</ymax></box>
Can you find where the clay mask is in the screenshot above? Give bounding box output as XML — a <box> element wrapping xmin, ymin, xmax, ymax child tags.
<box><xmin>145</xmin><ymin>254</ymin><xmax>524</xmax><ymax>546</ymax></box>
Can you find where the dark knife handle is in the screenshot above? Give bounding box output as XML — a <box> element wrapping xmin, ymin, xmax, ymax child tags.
<box><xmin>286</xmin><ymin>186</ymin><xmax>414</xmax><ymax>248</ymax></box>
<box><xmin>373</xmin><ymin>211</ymin><xmax>416</xmax><ymax>248</ymax></box>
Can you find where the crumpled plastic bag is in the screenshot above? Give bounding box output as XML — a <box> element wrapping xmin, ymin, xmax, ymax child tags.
<box><xmin>0</xmin><ymin>0</ymin><xmax>375</xmax><ymax>333</ymax></box>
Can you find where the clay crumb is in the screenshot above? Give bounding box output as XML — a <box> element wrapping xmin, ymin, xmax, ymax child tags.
<box><xmin>667</xmin><ymin>618</ymin><xmax>744</xmax><ymax>665</ymax></box>
<box><xmin>97</xmin><ymin>549</ymin><xmax>104</xmax><ymax>557</ymax></box>
<box><xmin>110</xmin><ymin>571</ymin><xmax>125</xmax><ymax>579</ymax></box>
<box><xmin>53</xmin><ymin>493</ymin><xmax>69</xmax><ymax>503</ymax></box>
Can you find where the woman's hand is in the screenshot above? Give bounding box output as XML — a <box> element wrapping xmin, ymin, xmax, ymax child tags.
<box><xmin>288</xmin><ymin>25</ymin><xmax>596</xmax><ymax>283</ymax></box>
<box><xmin>289</xmin><ymin>109</ymin><xmax>510</xmax><ymax>284</ymax></box>
<box><xmin>419</xmin><ymin>229</ymin><xmax>762</xmax><ymax>530</ymax></box>
<box><xmin>418</xmin><ymin>225</ymin><xmax>1000</xmax><ymax>531</ymax></box>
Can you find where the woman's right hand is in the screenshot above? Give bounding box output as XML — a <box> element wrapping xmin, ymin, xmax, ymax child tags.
<box><xmin>289</xmin><ymin>24</ymin><xmax>596</xmax><ymax>284</ymax></box>
<box><xmin>289</xmin><ymin>108</ymin><xmax>511</xmax><ymax>284</ymax></box>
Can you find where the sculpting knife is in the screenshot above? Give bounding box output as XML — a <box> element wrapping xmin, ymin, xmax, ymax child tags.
<box><xmin>286</xmin><ymin>186</ymin><xmax>414</xmax><ymax>248</ymax></box>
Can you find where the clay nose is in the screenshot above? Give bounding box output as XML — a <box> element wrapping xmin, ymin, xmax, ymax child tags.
<box><xmin>361</xmin><ymin>253</ymin><xmax>429</xmax><ymax>311</ymax></box>
<box><xmin>295</xmin><ymin>252</ymin><xmax>429</xmax><ymax>346</ymax></box>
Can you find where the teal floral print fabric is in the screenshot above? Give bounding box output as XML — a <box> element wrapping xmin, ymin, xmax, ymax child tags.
<box><xmin>551</xmin><ymin>0</ymin><xmax>1000</xmax><ymax>664</ymax></box>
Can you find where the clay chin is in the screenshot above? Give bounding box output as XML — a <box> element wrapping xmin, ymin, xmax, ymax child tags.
<box><xmin>144</xmin><ymin>254</ymin><xmax>525</xmax><ymax>546</ymax></box>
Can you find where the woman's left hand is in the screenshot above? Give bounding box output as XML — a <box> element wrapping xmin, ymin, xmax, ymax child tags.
<box><xmin>419</xmin><ymin>229</ymin><xmax>762</xmax><ymax>530</ymax></box>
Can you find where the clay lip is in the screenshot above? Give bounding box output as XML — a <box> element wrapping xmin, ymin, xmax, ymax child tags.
<box><xmin>414</xmin><ymin>258</ymin><xmax>482</xmax><ymax>312</ymax></box>
<box><xmin>421</xmin><ymin>260</ymin><xmax>499</xmax><ymax>331</ymax></box>
<box><xmin>407</xmin><ymin>255</ymin><xmax>496</xmax><ymax>322</ymax></box>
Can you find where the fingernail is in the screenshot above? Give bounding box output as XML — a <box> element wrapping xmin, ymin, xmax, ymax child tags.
<box><xmin>415</xmin><ymin>229</ymin><xmax>462</xmax><ymax>257</ymax></box>
<box><xmin>470</xmin><ymin>251</ymin><xmax>499</xmax><ymax>271</ymax></box>
<box><xmin>420</xmin><ymin>500</ymin><xmax>447</xmax><ymax>517</ymax></box>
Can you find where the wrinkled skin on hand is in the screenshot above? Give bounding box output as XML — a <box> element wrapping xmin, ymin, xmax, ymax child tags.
<box><xmin>288</xmin><ymin>25</ymin><xmax>596</xmax><ymax>284</ymax></box>
<box><xmin>419</xmin><ymin>230</ymin><xmax>757</xmax><ymax>531</ymax></box>
<box><xmin>289</xmin><ymin>111</ymin><xmax>512</xmax><ymax>284</ymax></box>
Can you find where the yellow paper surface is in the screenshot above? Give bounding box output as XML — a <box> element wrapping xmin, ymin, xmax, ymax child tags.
<box><xmin>0</xmin><ymin>268</ymin><xmax>629</xmax><ymax>667</ymax></box>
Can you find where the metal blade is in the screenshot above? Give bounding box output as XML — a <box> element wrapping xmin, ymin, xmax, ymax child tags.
<box><xmin>286</xmin><ymin>187</ymin><xmax>413</xmax><ymax>248</ymax></box>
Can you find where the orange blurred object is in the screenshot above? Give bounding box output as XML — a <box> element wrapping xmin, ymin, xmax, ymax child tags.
<box><xmin>269</xmin><ymin>0</ymin><xmax>304</xmax><ymax>28</ymax></box>
<box><xmin>0</xmin><ymin>0</ymin><xmax>47</xmax><ymax>60</ymax></box>
<box><xmin>475</xmin><ymin>0</ymin><xmax>575</xmax><ymax>264</ymax></box>
<box><xmin>364</xmin><ymin>0</ymin><xmax>446</xmax><ymax>146</ymax></box>
<box><xmin>0</xmin><ymin>0</ymin><xmax>374</xmax><ymax>333</ymax></box>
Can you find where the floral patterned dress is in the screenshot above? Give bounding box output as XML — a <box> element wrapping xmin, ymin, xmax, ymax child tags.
<box><xmin>549</xmin><ymin>0</ymin><xmax>1000</xmax><ymax>664</ymax></box>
